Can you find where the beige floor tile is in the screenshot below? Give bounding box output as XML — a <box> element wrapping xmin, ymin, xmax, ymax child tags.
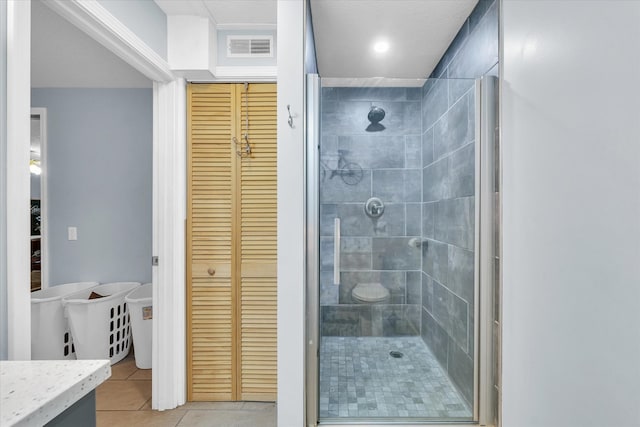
<box><xmin>241</xmin><ymin>402</ymin><xmax>276</xmax><ymax>411</ymax></box>
<box><xmin>96</xmin><ymin>409</ymin><xmax>186</xmax><ymax>427</ymax></box>
<box><xmin>97</xmin><ymin>360</ymin><xmax>276</xmax><ymax>427</ymax></box>
<box><xmin>128</xmin><ymin>368</ymin><xmax>152</xmax><ymax>380</ymax></box>
<box><xmin>179</xmin><ymin>401</ymin><xmax>246</xmax><ymax>411</ymax></box>
<box><xmin>96</xmin><ymin>380</ymin><xmax>152</xmax><ymax>410</ymax></box>
<box><xmin>140</xmin><ymin>398</ymin><xmax>152</xmax><ymax>410</ymax></box>
<box><xmin>176</xmin><ymin>408</ymin><xmax>276</xmax><ymax>427</ymax></box>
<box><xmin>109</xmin><ymin>355</ymin><xmax>138</xmax><ymax>380</ymax></box>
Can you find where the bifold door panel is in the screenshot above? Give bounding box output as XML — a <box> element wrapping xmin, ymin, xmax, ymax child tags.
<box><xmin>187</xmin><ymin>83</ymin><xmax>277</xmax><ymax>402</ymax></box>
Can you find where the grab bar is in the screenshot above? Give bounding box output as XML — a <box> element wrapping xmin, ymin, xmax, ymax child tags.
<box><xmin>334</xmin><ymin>218</ymin><xmax>340</xmax><ymax>285</ymax></box>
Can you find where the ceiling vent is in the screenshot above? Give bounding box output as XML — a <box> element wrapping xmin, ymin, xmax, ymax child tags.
<box><xmin>227</xmin><ymin>35</ymin><xmax>273</xmax><ymax>58</ymax></box>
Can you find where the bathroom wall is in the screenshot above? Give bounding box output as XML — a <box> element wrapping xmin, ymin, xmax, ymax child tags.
<box><xmin>31</xmin><ymin>88</ymin><xmax>152</xmax><ymax>286</ymax></box>
<box><xmin>277</xmin><ymin>1</ymin><xmax>306</xmax><ymax>421</ymax></box>
<box><xmin>420</xmin><ymin>0</ymin><xmax>498</xmax><ymax>407</ymax></box>
<box><xmin>502</xmin><ymin>2</ymin><xmax>640</xmax><ymax>426</ymax></box>
<box><xmin>431</xmin><ymin>0</ymin><xmax>498</xmax><ymax>80</ymax></box>
<box><xmin>319</xmin><ymin>86</ymin><xmax>422</xmax><ymax>337</ymax></box>
<box><xmin>421</xmin><ymin>79</ymin><xmax>476</xmax><ymax>405</ymax></box>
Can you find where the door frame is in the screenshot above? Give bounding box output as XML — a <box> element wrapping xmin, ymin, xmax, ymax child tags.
<box><xmin>6</xmin><ymin>0</ymin><xmax>187</xmax><ymax>410</ymax></box>
<box><xmin>6</xmin><ymin>0</ymin><xmax>31</xmax><ymax>360</ymax></box>
<box><xmin>304</xmin><ymin>74</ymin><xmax>320</xmax><ymax>427</ymax></box>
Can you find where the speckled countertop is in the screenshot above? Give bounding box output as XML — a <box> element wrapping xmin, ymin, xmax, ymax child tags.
<box><xmin>0</xmin><ymin>360</ymin><xmax>111</xmax><ymax>427</ymax></box>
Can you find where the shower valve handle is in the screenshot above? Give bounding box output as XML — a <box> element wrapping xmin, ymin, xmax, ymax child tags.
<box><xmin>364</xmin><ymin>197</ymin><xmax>385</xmax><ymax>219</ymax></box>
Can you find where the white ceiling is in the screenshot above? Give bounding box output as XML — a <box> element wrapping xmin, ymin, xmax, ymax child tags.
<box><xmin>154</xmin><ymin>0</ymin><xmax>276</xmax><ymax>29</ymax></box>
<box><xmin>154</xmin><ymin>1</ymin><xmax>477</xmax><ymax>82</ymax></box>
<box><xmin>31</xmin><ymin>0</ymin><xmax>477</xmax><ymax>87</ymax></box>
<box><xmin>31</xmin><ymin>0</ymin><xmax>151</xmax><ymax>88</ymax></box>
<box><xmin>310</xmin><ymin>0</ymin><xmax>478</xmax><ymax>82</ymax></box>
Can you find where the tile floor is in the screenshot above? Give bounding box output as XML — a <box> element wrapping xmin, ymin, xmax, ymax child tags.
<box><xmin>319</xmin><ymin>336</ymin><xmax>472</xmax><ymax>420</ymax></box>
<box><xmin>96</xmin><ymin>354</ymin><xmax>276</xmax><ymax>427</ymax></box>
<box><xmin>100</xmin><ymin>338</ymin><xmax>469</xmax><ymax>425</ymax></box>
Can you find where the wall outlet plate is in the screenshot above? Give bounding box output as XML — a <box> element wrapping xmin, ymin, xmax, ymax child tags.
<box><xmin>67</xmin><ymin>226</ymin><xmax>77</xmax><ymax>241</ymax></box>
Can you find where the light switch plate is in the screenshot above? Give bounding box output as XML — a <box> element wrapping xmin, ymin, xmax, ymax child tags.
<box><xmin>68</xmin><ymin>226</ymin><xmax>77</xmax><ymax>241</ymax></box>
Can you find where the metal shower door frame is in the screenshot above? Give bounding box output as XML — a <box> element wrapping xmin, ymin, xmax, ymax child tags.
<box><xmin>305</xmin><ymin>73</ymin><xmax>321</xmax><ymax>427</ymax></box>
<box><xmin>304</xmin><ymin>75</ymin><xmax>498</xmax><ymax>427</ymax></box>
<box><xmin>475</xmin><ymin>75</ymin><xmax>498</xmax><ymax>426</ymax></box>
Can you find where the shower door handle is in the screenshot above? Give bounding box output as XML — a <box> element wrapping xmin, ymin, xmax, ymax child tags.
<box><xmin>334</xmin><ymin>218</ymin><xmax>340</xmax><ymax>286</ymax></box>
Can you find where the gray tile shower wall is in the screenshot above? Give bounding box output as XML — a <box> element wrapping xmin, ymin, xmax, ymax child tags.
<box><xmin>430</xmin><ymin>0</ymin><xmax>499</xmax><ymax>80</ymax></box>
<box><xmin>421</xmin><ymin>67</ymin><xmax>477</xmax><ymax>412</ymax></box>
<box><xmin>320</xmin><ymin>87</ymin><xmax>422</xmax><ymax>337</ymax></box>
<box><xmin>420</xmin><ymin>0</ymin><xmax>498</xmax><ymax>408</ymax></box>
<box><xmin>321</xmin><ymin>305</ymin><xmax>421</xmax><ymax>337</ymax></box>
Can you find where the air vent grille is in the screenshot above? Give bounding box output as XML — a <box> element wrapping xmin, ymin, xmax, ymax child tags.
<box><xmin>227</xmin><ymin>36</ymin><xmax>273</xmax><ymax>58</ymax></box>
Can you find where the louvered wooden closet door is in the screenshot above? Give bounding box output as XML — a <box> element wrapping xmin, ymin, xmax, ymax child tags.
<box><xmin>237</xmin><ymin>83</ymin><xmax>277</xmax><ymax>401</ymax></box>
<box><xmin>187</xmin><ymin>83</ymin><xmax>277</xmax><ymax>402</ymax></box>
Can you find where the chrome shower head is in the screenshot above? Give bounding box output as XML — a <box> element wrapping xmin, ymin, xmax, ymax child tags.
<box><xmin>367</xmin><ymin>106</ymin><xmax>386</xmax><ymax>124</ymax></box>
<box><xmin>366</xmin><ymin>105</ymin><xmax>386</xmax><ymax>132</ymax></box>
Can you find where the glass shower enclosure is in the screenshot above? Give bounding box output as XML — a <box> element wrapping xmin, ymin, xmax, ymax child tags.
<box><xmin>306</xmin><ymin>74</ymin><xmax>497</xmax><ymax>425</ymax></box>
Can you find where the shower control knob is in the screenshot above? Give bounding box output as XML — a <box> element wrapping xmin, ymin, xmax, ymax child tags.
<box><xmin>207</xmin><ymin>268</ymin><xmax>216</xmax><ymax>276</ymax></box>
<box><xmin>364</xmin><ymin>197</ymin><xmax>385</xmax><ymax>219</ymax></box>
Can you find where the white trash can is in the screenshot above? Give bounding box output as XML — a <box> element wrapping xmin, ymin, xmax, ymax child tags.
<box><xmin>31</xmin><ymin>282</ymin><xmax>99</xmax><ymax>360</ymax></box>
<box><xmin>62</xmin><ymin>282</ymin><xmax>140</xmax><ymax>365</ymax></box>
<box><xmin>125</xmin><ymin>283</ymin><xmax>153</xmax><ymax>369</ymax></box>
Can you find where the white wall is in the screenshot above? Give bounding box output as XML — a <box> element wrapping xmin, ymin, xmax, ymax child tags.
<box><xmin>31</xmin><ymin>88</ymin><xmax>153</xmax><ymax>286</ymax></box>
<box><xmin>276</xmin><ymin>0</ymin><xmax>305</xmax><ymax>426</ymax></box>
<box><xmin>167</xmin><ymin>15</ymin><xmax>216</xmax><ymax>79</ymax></box>
<box><xmin>502</xmin><ymin>2</ymin><xmax>640</xmax><ymax>426</ymax></box>
<box><xmin>97</xmin><ymin>0</ymin><xmax>167</xmax><ymax>60</ymax></box>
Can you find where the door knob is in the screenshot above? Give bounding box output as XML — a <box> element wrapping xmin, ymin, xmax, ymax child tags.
<box><xmin>207</xmin><ymin>268</ymin><xmax>216</xmax><ymax>276</ymax></box>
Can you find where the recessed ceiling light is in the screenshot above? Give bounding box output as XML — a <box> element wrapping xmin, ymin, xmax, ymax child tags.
<box><xmin>373</xmin><ymin>40</ymin><xmax>390</xmax><ymax>54</ymax></box>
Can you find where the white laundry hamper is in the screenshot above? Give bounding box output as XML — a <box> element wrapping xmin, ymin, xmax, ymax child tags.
<box><xmin>125</xmin><ymin>283</ymin><xmax>153</xmax><ymax>369</ymax></box>
<box><xmin>62</xmin><ymin>282</ymin><xmax>140</xmax><ymax>365</ymax></box>
<box><xmin>31</xmin><ymin>281</ymin><xmax>100</xmax><ymax>360</ymax></box>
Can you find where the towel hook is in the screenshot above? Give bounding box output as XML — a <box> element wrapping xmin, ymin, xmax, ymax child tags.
<box><xmin>287</xmin><ymin>105</ymin><xmax>294</xmax><ymax>128</ymax></box>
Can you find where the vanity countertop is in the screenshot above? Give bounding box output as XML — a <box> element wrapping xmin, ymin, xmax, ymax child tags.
<box><xmin>0</xmin><ymin>360</ymin><xmax>111</xmax><ymax>427</ymax></box>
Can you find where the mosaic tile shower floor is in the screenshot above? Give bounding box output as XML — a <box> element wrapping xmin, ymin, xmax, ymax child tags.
<box><xmin>319</xmin><ymin>336</ymin><xmax>472</xmax><ymax>419</ymax></box>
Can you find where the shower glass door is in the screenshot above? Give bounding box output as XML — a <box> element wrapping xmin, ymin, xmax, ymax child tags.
<box><xmin>308</xmin><ymin>74</ymin><xmax>496</xmax><ymax>424</ymax></box>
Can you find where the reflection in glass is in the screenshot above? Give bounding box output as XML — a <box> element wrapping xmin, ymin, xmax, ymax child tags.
<box><xmin>31</xmin><ymin>114</ymin><xmax>43</xmax><ymax>291</ymax></box>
